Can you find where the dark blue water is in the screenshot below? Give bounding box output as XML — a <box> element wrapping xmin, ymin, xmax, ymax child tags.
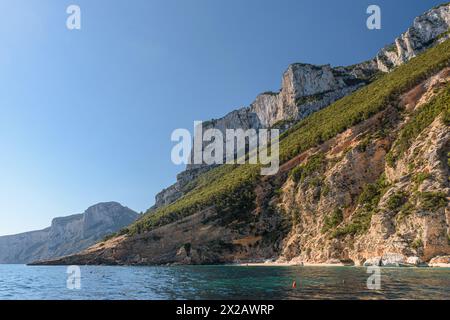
<box><xmin>0</xmin><ymin>265</ymin><xmax>448</xmax><ymax>300</ymax></box>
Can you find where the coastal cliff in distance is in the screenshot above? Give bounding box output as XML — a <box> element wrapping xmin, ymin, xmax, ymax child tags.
<box><xmin>0</xmin><ymin>202</ymin><xmax>138</xmax><ymax>264</ymax></box>
<box><xmin>37</xmin><ymin>3</ymin><xmax>450</xmax><ymax>267</ymax></box>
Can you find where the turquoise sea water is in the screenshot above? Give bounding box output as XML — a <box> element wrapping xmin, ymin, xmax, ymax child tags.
<box><xmin>0</xmin><ymin>264</ymin><xmax>448</xmax><ymax>300</ymax></box>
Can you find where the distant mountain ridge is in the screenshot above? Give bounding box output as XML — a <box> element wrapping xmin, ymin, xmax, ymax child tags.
<box><xmin>0</xmin><ymin>202</ymin><xmax>139</xmax><ymax>264</ymax></box>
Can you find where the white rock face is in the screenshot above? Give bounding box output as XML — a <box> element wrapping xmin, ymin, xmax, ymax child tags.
<box><xmin>0</xmin><ymin>202</ymin><xmax>139</xmax><ymax>264</ymax></box>
<box><xmin>381</xmin><ymin>253</ymin><xmax>407</xmax><ymax>267</ymax></box>
<box><xmin>377</xmin><ymin>3</ymin><xmax>450</xmax><ymax>72</ymax></box>
<box><xmin>156</xmin><ymin>62</ymin><xmax>377</xmax><ymax>208</ymax></box>
<box><xmin>406</xmin><ymin>256</ymin><xmax>423</xmax><ymax>266</ymax></box>
<box><xmin>429</xmin><ymin>255</ymin><xmax>450</xmax><ymax>267</ymax></box>
<box><xmin>363</xmin><ymin>257</ymin><xmax>382</xmax><ymax>266</ymax></box>
<box><xmin>249</xmin><ymin>62</ymin><xmax>376</xmax><ymax>127</ymax></box>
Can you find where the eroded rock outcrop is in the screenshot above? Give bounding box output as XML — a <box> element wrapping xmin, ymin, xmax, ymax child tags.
<box><xmin>377</xmin><ymin>3</ymin><xmax>450</xmax><ymax>72</ymax></box>
<box><xmin>278</xmin><ymin>68</ymin><xmax>450</xmax><ymax>266</ymax></box>
<box><xmin>429</xmin><ymin>255</ymin><xmax>450</xmax><ymax>267</ymax></box>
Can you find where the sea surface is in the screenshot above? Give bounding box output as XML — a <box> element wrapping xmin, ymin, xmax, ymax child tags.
<box><xmin>0</xmin><ymin>264</ymin><xmax>449</xmax><ymax>300</ymax></box>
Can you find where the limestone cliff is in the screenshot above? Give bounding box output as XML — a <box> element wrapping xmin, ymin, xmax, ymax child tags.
<box><xmin>154</xmin><ymin>60</ymin><xmax>378</xmax><ymax>208</ymax></box>
<box><xmin>154</xmin><ymin>3</ymin><xmax>450</xmax><ymax>210</ymax></box>
<box><xmin>377</xmin><ymin>3</ymin><xmax>450</xmax><ymax>72</ymax></box>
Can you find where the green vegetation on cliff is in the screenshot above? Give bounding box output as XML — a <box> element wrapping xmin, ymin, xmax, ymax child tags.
<box><xmin>386</xmin><ymin>191</ymin><xmax>408</xmax><ymax>211</ymax></box>
<box><xmin>289</xmin><ymin>153</ymin><xmax>326</xmax><ymax>184</ymax></box>
<box><xmin>322</xmin><ymin>208</ymin><xmax>344</xmax><ymax>233</ymax></box>
<box><xmin>386</xmin><ymin>83</ymin><xmax>450</xmax><ymax>166</ymax></box>
<box><xmin>419</xmin><ymin>192</ymin><xmax>447</xmax><ymax>211</ymax></box>
<box><xmin>332</xmin><ymin>174</ymin><xmax>390</xmax><ymax>238</ymax></box>
<box><xmin>126</xmin><ymin>39</ymin><xmax>450</xmax><ymax>236</ymax></box>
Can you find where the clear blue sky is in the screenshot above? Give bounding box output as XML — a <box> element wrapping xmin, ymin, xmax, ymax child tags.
<box><xmin>0</xmin><ymin>0</ymin><xmax>445</xmax><ymax>236</ymax></box>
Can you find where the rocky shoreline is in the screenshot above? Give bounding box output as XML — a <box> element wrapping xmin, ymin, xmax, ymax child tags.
<box><xmin>234</xmin><ymin>254</ymin><xmax>450</xmax><ymax>268</ymax></box>
<box><xmin>30</xmin><ymin>254</ymin><xmax>450</xmax><ymax>268</ymax></box>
